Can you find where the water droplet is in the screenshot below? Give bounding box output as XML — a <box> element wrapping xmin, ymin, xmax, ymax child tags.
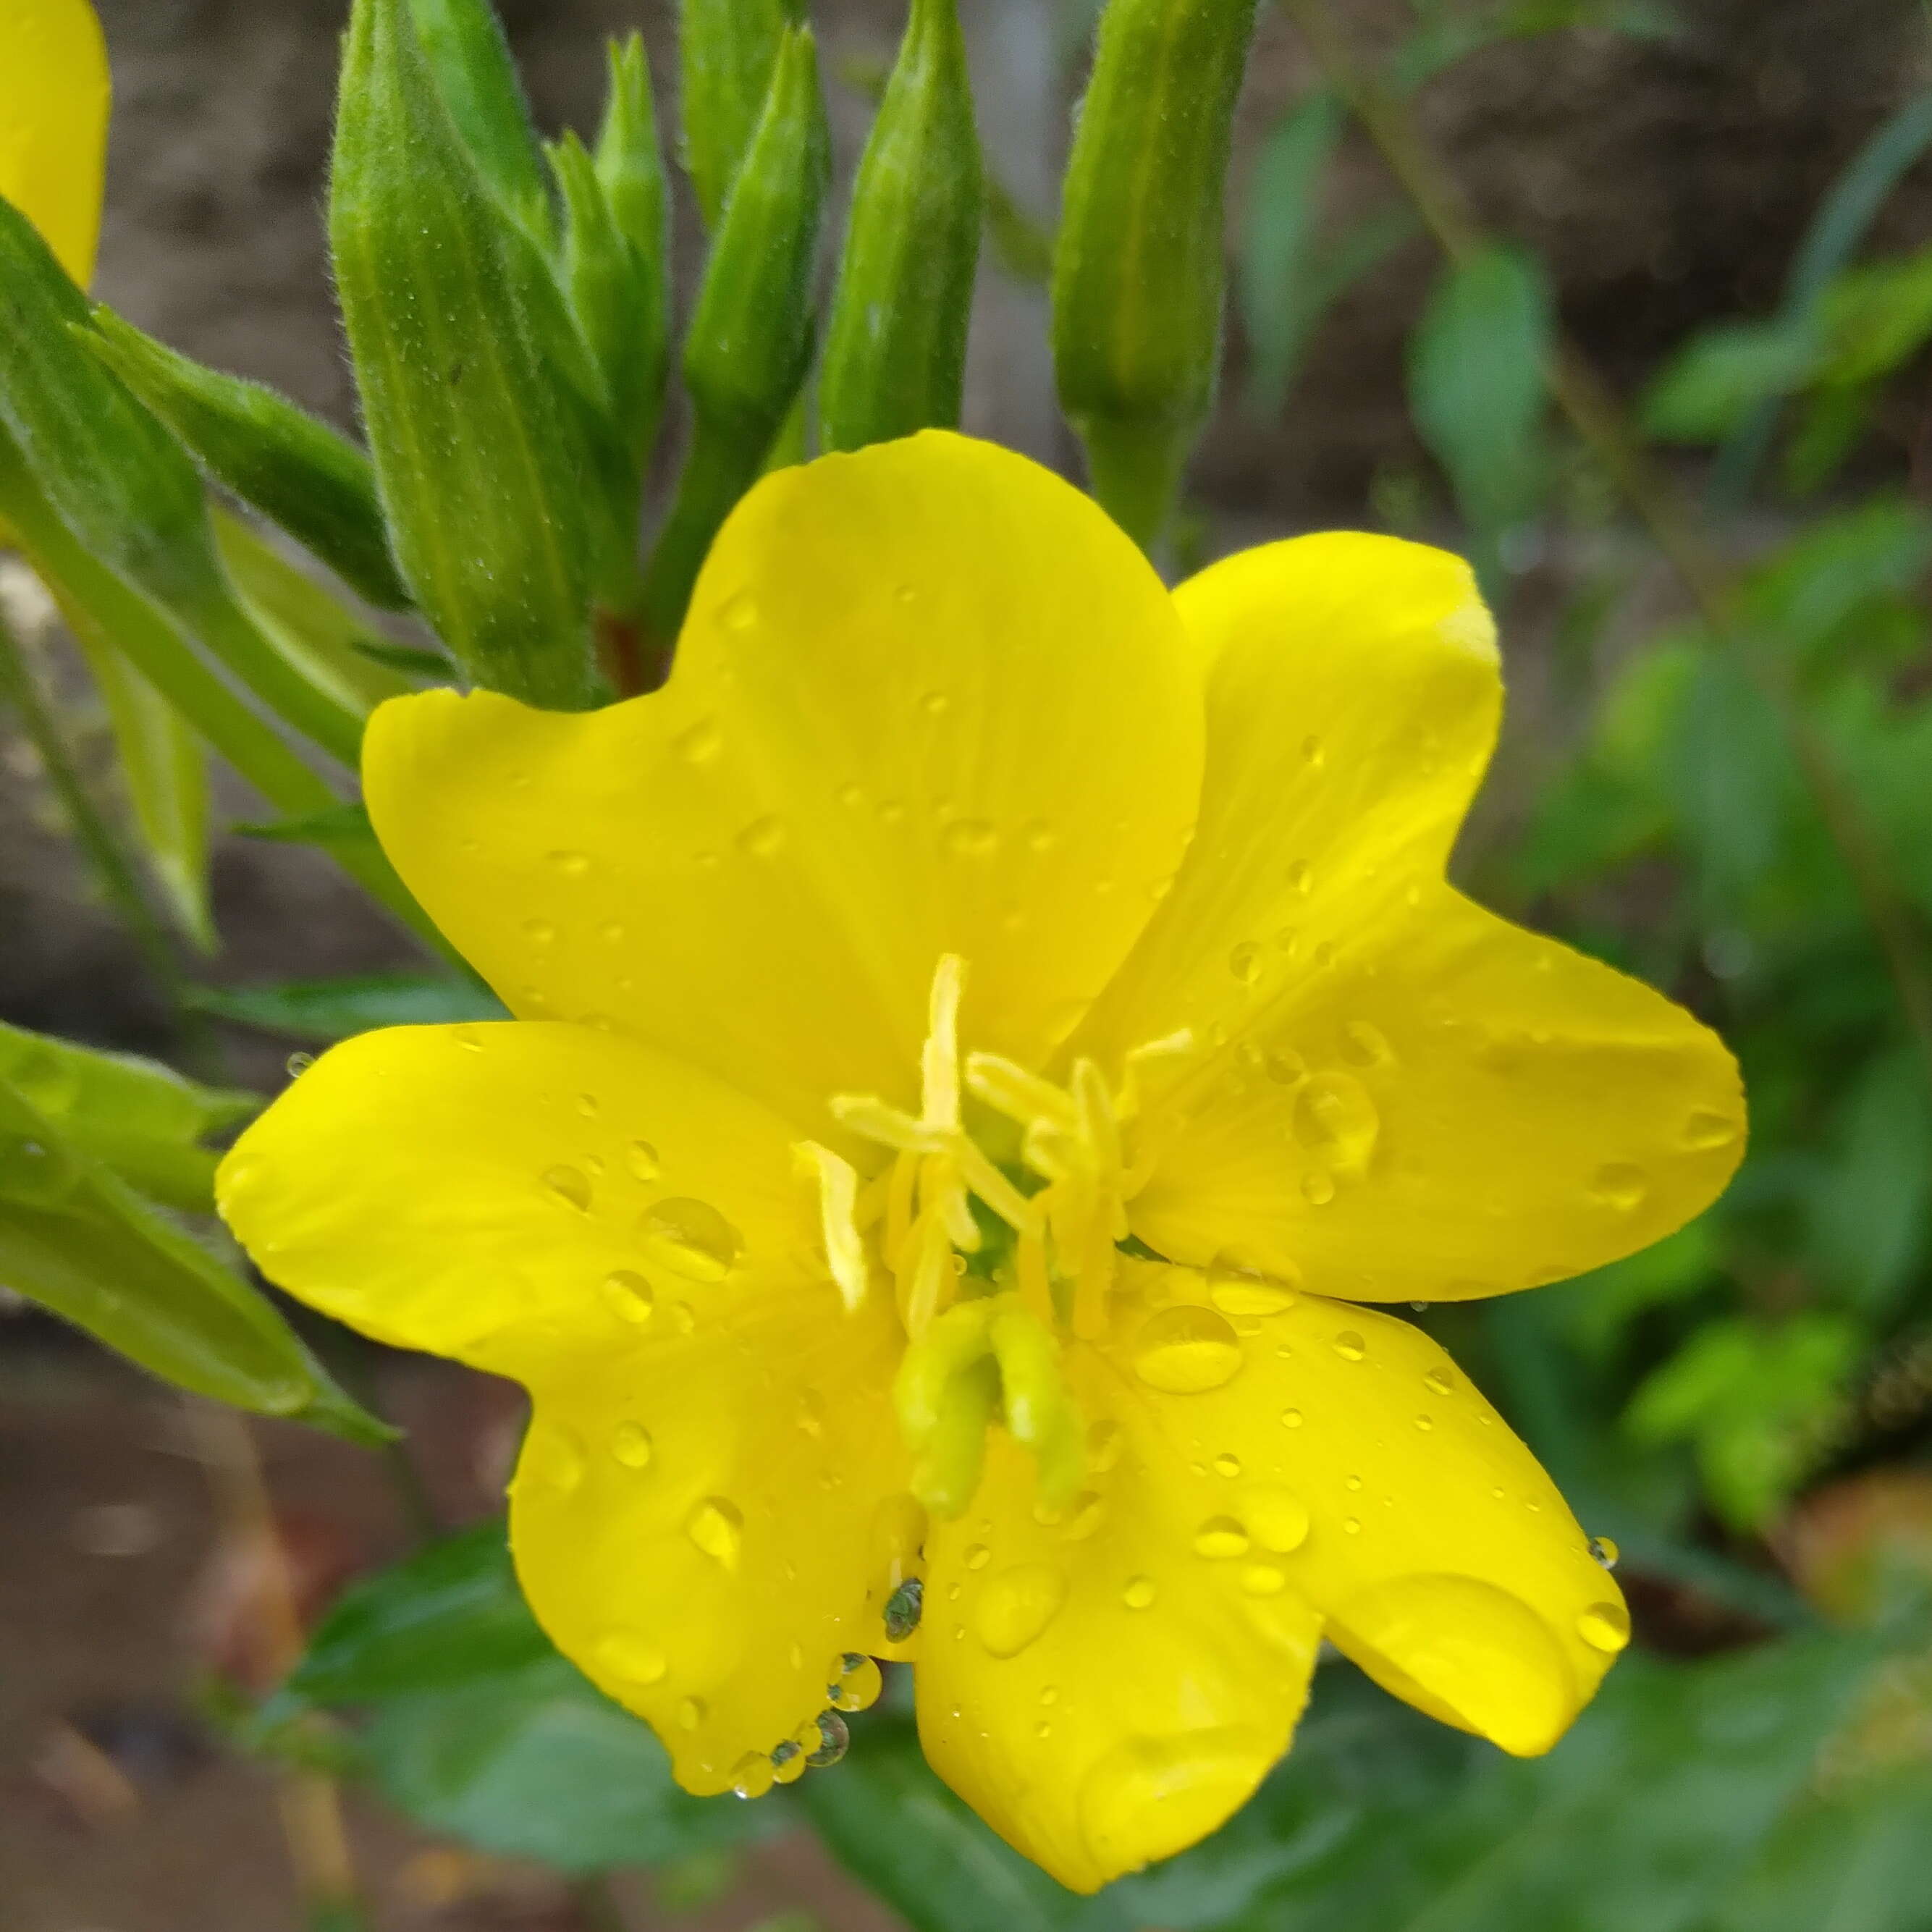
<box><xmin>284</xmin><ymin>1052</ymin><xmax>315</xmax><ymax>1079</ymax></box>
<box><xmin>595</xmin><ymin>1632</ymin><xmax>666</xmax><ymax>1684</ymax></box>
<box><xmin>1343</xmin><ymin>1517</ymin><xmax>1362</xmax><ymax>1535</ymax></box>
<box><xmin>1228</xmin><ymin>942</ymin><xmax>1262</xmax><ymax>984</ymax></box>
<box><xmin>1089</xmin><ymin>1419</ymin><xmax>1123</xmax><ymax>1472</ymax></box>
<box><xmin>805</xmin><ymin>1709</ymin><xmax>851</xmax><ymax>1766</ymax></box>
<box><xmin>1344</xmin><ymin>1473</ymin><xmax>1363</xmax><ymax>1492</ymax></box>
<box><xmin>732</xmin><ymin>1750</ymin><xmax>775</xmax><ymax>1800</ymax></box>
<box><xmin>1244</xmin><ymin>1486</ymin><xmax>1310</xmax><ymax>1553</ymax></box>
<box><xmin>835</xmin><ymin>781</ymin><xmax>865</xmax><ymax>809</ymax></box>
<box><xmin>1578</xmin><ymin>1600</ymin><xmax>1630</xmax><ymax>1652</ymax></box>
<box><xmin>1122</xmin><ymin>1576</ymin><xmax>1157</xmax><ymax>1611</ymax></box>
<box><xmin>531</xmin><ymin>1424</ymin><xmax>586</xmax><ymax>1492</ymax></box>
<box><xmin>1414</xmin><ymin>1412</ymin><xmax>1435</xmax><ymax>1431</ymax></box>
<box><xmin>1424</xmin><ymin>1367</ymin><xmax>1454</xmax><ymax>1396</ymax></box>
<box><xmin>1683</xmin><ymin>1109</ymin><xmax>1738</xmax><ymax>1151</ymax></box>
<box><xmin>611</xmin><ymin>1421</ymin><xmax>653</xmax><ymax>1469</ymax></box>
<box><xmin>1265</xmin><ymin>1050</ymin><xmax>1307</xmax><ymax>1086</ymax></box>
<box><xmin>1212</xmin><ymin>1453</ymin><xmax>1243</xmax><ymax>1478</ymax></box>
<box><xmin>770</xmin><ymin>1738</ymin><xmax>806</xmax><ymax>1784</ymax></box>
<box><xmin>1589</xmin><ymin>1535</ymin><xmax>1620</xmax><ymax>1571</ymax></box>
<box><xmin>738</xmin><ymin>815</ymin><xmax>787</xmax><ymax>859</ymax></box>
<box><xmin>964</xmin><ymin>1543</ymin><xmax>990</xmax><ymax>1571</ymax></box>
<box><xmin>1340</xmin><ymin>1021</ymin><xmax>1393</xmax><ymax>1068</ymax></box>
<box><xmin>667</xmin><ymin>1301</ymin><xmax>696</xmax><ymax>1335</ymax></box>
<box><xmin>1022</xmin><ymin>819</ymin><xmax>1055</xmax><ymax>854</ymax></box>
<box><xmin>1291</xmin><ymin>1071</ymin><xmax>1379</xmax><ymax>1170</ymax></box>
<box><xmin>942</xmin><ymin>819</ymin><xmax>998</xmax><ymax>859</ymax></box>
<box><xmin>1301</xmin><ymin>1170</ymin><xmax>1336</xmax><ymax>1205</ymax></box>
<box><xmin>718</xmin><ymin>591</ymin><xmax>758</xmax><ymax>632</ymax></box>
<box><xmin>1241</xmin><ymin>1564</ymin><xmax>1287</xmax><ymax>1597</ymax></box>
<box><xmin>521</xmin><ymin>918</ymin><xmax>556</xmax><ymax>946</ymax></box>
<box><xmin>453</xmin><ymin>1028</ymin><xmax>485</xmax><ymax>1053</ymax></box>
<box><xmin>543</xmin><ymin>1165</ymin><xmax>592</xmax><ymax>1211</ymax></box>
<box><xmin>828</xmin><ymin>1653</ymin><xmax>883</xmax><ymax>1712</ymax></box>
<box><xmin>675</xmin><ymin>718</ymin><xmax>722</xmax><ymax>764</ymax></box>
<box><xmin>893</xmin><ymin>583</ymin><xmax>918</xmax><ymax>607</ymax></box>
<box><xmin>686</xmin><ymin>1496</ymin><xmax>744</xmax><ymax>1568</ymax></box>
<box><xmin>883</xmin><ymin>1576</ymin><xmax>925</xmax><ymax>1642</ymax></box>
<box><xmin>615</xmin><ymin>1145</ymin><xmax>659</xmax><ymax>1189</ymax></box>
<box><xmin>678</xmin><ymin>1697</ymin><xmax>705</xmax><ymax>1731</ymax></box>
<box><xmin>639</xmin><ymin>1198</ymin><xmax>742</xmax><ymax>1281</ymax></box>
<box><xmin>547</xmin><ymin>849</ymin><xmax>591</xmax><ymax>877</ymax></box>
<box><xmin>1589</xmin><ymin>1163</ymin><xmax>1649</xmax><ymax>1211</ymax></box>
<box><xmin>975</xmin><ymin>1563</ymin><xmax>1067</xmax><ymax>1658</ymax></box>
<box><xmin>1131</xmin><ymin>1305</ymin><xmax>1244</xmax><ymax>1393</ymax></box>
<box><xmin>1193</xmin><ymin>1517</ymin><xmax>1250</xmax><ymax>1559</ymax></box>
<box><xmin>919</xmin><ymin>690</ymin><xmax>950</xmax><ymax>717</ymax></box>
<box><xmin>1286</xmin><ymin>860</ymin><xmax>1313</xmax><ymax>897</ymax></box>
<box><xmin>1066</xmin><ymin>1492</ymin><xmax>1105</xmax><ymax>1540</ymax></box>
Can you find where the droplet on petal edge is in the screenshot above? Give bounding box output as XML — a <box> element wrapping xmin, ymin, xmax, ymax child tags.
<box><xmin>1132</xmin><ymin>1306</ymin><xmax>1244</xmax><ymax>1394</ymax></box>
<box><xmin>1578</xmin><ymin>1600</ymin><xmax>1631</xmax><ymax>1652</ymax></box>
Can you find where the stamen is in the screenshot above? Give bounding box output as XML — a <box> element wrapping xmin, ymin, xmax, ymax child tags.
<box><xmin>921</xmin><ymin>953</ymin><xmax>966</xmax><ymax>1131</ymax></box>
<box><xmin>794</xmin><ymin>1142</ymin><xmax>872</xmax><ymax>1312</ymax></box>
<box><xmin>830</xmin><ymin>1094</ymin><xmax>944</xmax><ymax>1154</ymax></box>
<box><xmin>965</xmin><ymin>1050</ymin><xmax>1080</xmax><ymax>1132</ymax></box>
<box><xmin>1116</xmin><ymin>1028</ymin><xmax>1194</xmax><ymax>1123</ymax></box>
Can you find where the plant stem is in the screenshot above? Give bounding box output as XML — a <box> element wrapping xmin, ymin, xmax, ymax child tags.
<box><xmin>1278</xmin><ymin>0</ymin><xmax>1932</xmax><ymax>1087</ymax></box>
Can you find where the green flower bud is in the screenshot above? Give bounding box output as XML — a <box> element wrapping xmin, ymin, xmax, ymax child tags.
<box><xmin>678</xmin><ymin>0</ymin><xmax>805</xmax><ymax>229</ymax></box>
<box><xmin>1052</xmin><ymin>0</ymin><xmax>1259</xmax><ymax>552</ymax></box>
<box><xmin>640</xmin><ymin>26</ymin><xmax>829</xmax><ymax>654</ymax></box>
<box><xmin>406</xmin><ymin>0</ymin><xmax>554</xmax><ymax>244</ymax></box>
<box><xmin>82</xmin><ymin>307</ymin><xmax>411</xmax><ymax>612</ymax></box>
<box><xmin>820</xmin><ymin>0</ymin><xmax>983</xmax><ymax>455</ymax></box>
<box><xmin>332</xmin><ymin>0</ymin><xmax>604</xmax><ymax>709</ymax></box>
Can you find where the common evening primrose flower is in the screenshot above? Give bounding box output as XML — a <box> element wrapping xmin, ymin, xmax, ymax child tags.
<box><xmin>0</xmin><ymin>0</ymin><xmax>110</xmax><ymax>287</ymax></box>
<box><xmin>218</xmin><ymin>433</ymin><xmax>1745</xmax><ymax>1891</ymax></box>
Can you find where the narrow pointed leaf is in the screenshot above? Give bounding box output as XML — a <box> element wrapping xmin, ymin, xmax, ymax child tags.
<box><xmin>187</xmin><ymin>973</ymin><xmax>507</xmax><ymax>1043</ymax></box>
<box><xmin>821</xmin><ymin>0</ymin><xmax>982</xmax><ymax>453</ymax></box>
<box><xmin>82</xmin><ymin>308</ymin><xmax>412</xmax><ymax>610</ymax></box>
<box><xmin>677</xmin><ymin>0</ymin><xmax>801</xmax><ymax>229</ymax></box>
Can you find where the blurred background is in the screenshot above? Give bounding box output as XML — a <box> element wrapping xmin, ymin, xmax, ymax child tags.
<box><xmin>5</xmin><ymin>1</ymin><xmax>1932</xmax><ymax>1928</ymax></box>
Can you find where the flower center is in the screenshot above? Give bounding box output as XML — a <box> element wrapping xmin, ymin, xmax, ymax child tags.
<box><xmin>796</xmin><ymin>956</ymin><xmax>1189</xmax><ymax>1516</ymax></box>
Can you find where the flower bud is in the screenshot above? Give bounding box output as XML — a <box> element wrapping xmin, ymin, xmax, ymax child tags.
<box><xmin>678</xmin><ymin>0</ymin><xmax>805</xmax><ymax>229</ymax></box>
<box><xmin>1052</xmin><ymin>0</ymin><xmax>1259</xmax><ymax>552</ymax></box>
<box><xmin>820</xmin><ymin>0</ymin><xmax>983</xmax><ymax>455</ymax></box>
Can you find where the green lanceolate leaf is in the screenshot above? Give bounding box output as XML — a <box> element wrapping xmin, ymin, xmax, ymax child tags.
<box><xmin>0</xmin><ymin>1018</ymin><xmax>253</xmax><ymax>1212</ymax></box>
<box><xmin>640</xmin><ymin>26</ymin><xmax>829</xmax><ymax>650</ymax></box>
<box><xmin>1409</xmin><ymin>241</ymin><xmax>1555</xmax><ymax>594</ymax></box>
<box><xmin>678</xmin><ymin>0</ymin><xmax>803</xmax><ymax>229</ymax></box>
<box><xmin>332</xmin><ymin>0</ymin><xmax>603</xmax><ymax>709</ymax></box>
<box><xmin>272</xmin><ymin>1522</ymin><xmax>779</xmax><ymax>1873</ymax></box>
<box><xmin>187</xmin><ymin>972</ymin><xmax>507</xmax><ymax>1043</ymax></box>
<box><xmin>232</xmin><ymin>798</ymin><xmax>379</xmax><ymax>848</ymax></box>
<box><xmin>0</xmin><ymin>1068</ymin><xmax>387</xmax><ymax>1443</ymax></box>
<box><xmin>82</xmin><ymin>308</ymin><xmax>411</xmax><ymax>611</ymax></box>
<box><xmin>1052</xmin><ymin>0</ymin><xmax>1260</xmax><ymax>554</ymax></box>
<box><xmin>820</xmin><ymin>0</ymin><xmax>982</xmax><ymax>454</ymax></box>
<box><xmin>405</xmin><ymin>0</ymin><xmax>554</xmax><ymax>243</ymax></box>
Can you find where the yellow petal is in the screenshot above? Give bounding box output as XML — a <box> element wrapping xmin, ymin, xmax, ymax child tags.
<box><xmin>1</xmin><ymin>0</ymin><xmax>110</xmax><ymax>287</ymax></box>
<box><xmin>364</xmin><ymin>431</ymin><xmax>1202</xmax><ymax>1133</ymax></box>
<box><xmin>1129</xmin><ymin>885</ymin><xmax>1745</xmax><ymax>1302</ymax></box>
<box><xmin>1075</xmin><ymin>533</ymin><xmax>1498</xmax><ymax>1081</ymax></box>
<box><xmin>511</xmin><ymin>1295</ymin><xmax>914</xmax><ymax>1797</ymax></box>
<box><xmin>916</xmin><ymin>1378</ymin><xmax>1323</xmax><ymax>1892</ymax></box>
<box><xmin>216</xmin><ymin>1020</ymin><xmax>823</xmax><ymax>1377</ymax></box>
<box><xmin>1101</xmin><ymin>1260</ymin><xmax>1625</xmax><ymax>1757</ymax></box>
<box><xmin>218</xmin><ymin>1019</ymin><xmax>920</xmax><ymax>1786</ymax></box>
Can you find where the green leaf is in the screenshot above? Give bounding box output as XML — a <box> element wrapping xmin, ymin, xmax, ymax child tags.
<box><xmin>331</xmin><ymin>0</ymin><xmax>604</xmax><ymax>708</ymax></box>
<box><xmin>1642</xmin><ymin>321</ymin><xmax>1819</xmax><ymax>442</ymax></box>
<box><xmin>1238</xmin><ymin>93</ymin><xmax>1345</xmax><ymax>413</ymax></box>
<box><xmin>678</xmin><ymin>0</ymin><xmax>802</xmax><ymax>229</ymax></box>
<box><xmin>80</xmin><ymin>308</ymin><xmax>412</xmax><ymax>612</ymax></box>
<box><xmin>1408</xmin><ymin>242</ymin><xmax>1553</xmax><ymax>590</ymax></box>
<box><xmin>232</xmin><ymin>799</ymin><xmax>379</xmax><ymax>848</ymax></box>
<box><xmin>640</xmin><ymin>26</ymin><xmax>830</xmax><ymax>647</ymax></box>
<box><xmin>1052</xmin><ymin>0</ymin><xmax>1261</xmax><ymax>551</ymax></box>
<box><xmin>187</xmin><ymin>973</ymin><xmax>507</xmax><ymax>1043</ymax></box>
<box><xmin>0</xmin><ymin>1018</ymin><xmax>254</xmax><ymax>1212</ymax></box>
<box><xmin>405</xmin><ymin>0</ymin><xmax>554</xmax><ymax>244</ymax></box>
<box><xmin>1806</xmin><ymin>1046</ymin><xmax>1932</xmax><ymax>1316</ymax></box>
<box><xmin>0</xmin><ymin>1066</ymin><xmax>386</xmax><ymax>1443</ymax></box>
<box><xmin>275</xmin><ymin>1522</ymin><xmax>777</xmax><ymax>1874</ymax></box>
<box><xmin>820</xmin><ymin>0</ymin><xmax>983</xmax><ymax>454</ymax></box>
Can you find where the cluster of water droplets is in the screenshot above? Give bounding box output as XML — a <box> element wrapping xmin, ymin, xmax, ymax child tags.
<box><xmin>728</xmin><ymin>1651</ymin><xmax>884</xmax><ymax>1801</ymax></box>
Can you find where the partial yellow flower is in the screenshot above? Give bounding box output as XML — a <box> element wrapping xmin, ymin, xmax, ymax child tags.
<box><xmin>0</xmin><ymin>0</ymin><xmax>111</xmax><ymax>287</ymax></box>
<box><xmin>216</xmin><ymin>433</ymin><xmax>1745</xmax><ymax>1892</ymax></box>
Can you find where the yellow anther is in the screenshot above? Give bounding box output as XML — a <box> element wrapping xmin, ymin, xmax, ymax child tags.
<box><xmin>794</xmin><ymin>1142</ymin><xmax>872</xmax><ymax>1312</ymax></box>
<box><xmin>921</xmin><ymin>953</ymin><xmax>966</xmax><ymax>1131</ymax></box>
<box><xmin>965</xmin><ymin>1050</ymin><xmax>1079</xmax><ymax>1132</ymax></box>
<box><xmin>830</xmin><ymin>1094</ymin><xmax>944</xmax><ymax>1153</ymax></box>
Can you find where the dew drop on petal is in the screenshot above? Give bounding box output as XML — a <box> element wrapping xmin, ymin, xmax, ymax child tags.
<box><xmin>1286</xmin><ymin>860</ymin><xmax>1313</xmax><ymax>897</ymax></box>
<box><xmin>1265</xmin><ymin>1049</ymin><xmax>1307</xmax><ymax>1086</ymax></box>
<box><xmin>942</xmin><ymin>819</ymin><xmax>998</xmax><ymax>859</ymax></box>
<box><xmin>770</xmin><ymin>1738</ymin><xmax>806</xmax><ymax>1784</ymax></box>
<box><xmin>737</xmin><ymin>815</ymin><xmax>787</xmax><ymax>859</ymax></box>
<box><xmin>1280</xmin><ymin>1408</ymin><xmax>1304</xmax><ymax>1429</ymax></box>
<box><xmin>1589</xmin><ymin>1163</ymin><xmax>1649</xmax><ymax>1211</ymax></box>
<box><xmin>595</xmin><ymin>1632</ymin><xmax>666</xmax><ymax>1684</ymax></box>
<box><xmin>1244</xmin><ymin>1487</ymin><xmax>1311</xmax><ymax>1554</ymax></box>
<box><xmin>686</xmin><ymin>1497</ymin><xmax>744</xmax><ymax>1568</ymax></box>
<box><xmin>547</xmin><ymin>849</ymin><xmax>591</xmax><ymax>877</ymax></box>
<box><xmin>964</xmin><ymin>1543</ymin><xmax>990</xmax><ymax>1571</ymax></box>
<box><xmin>611</xmin><ymin>1422</ymin><xmax>653</xmax><ymax>1469</ymax></box>
<box><xmin>1578</xmin><ymin>1600</ymin><xmax>1631</xmax><ymax>1652</ymax></box>
<box><xmin>625</xmin><ymin>1140</ymin><xmax>661</xmax><ymax>1183</ymax></box>
<box><xmin>639</xmin><ymin>1198</ymin><xmax>741</xmax><ymax>1281</ymax></box>
<box><xmin>732</xmin><ymin>1751</ymin><xmax>776</xmax><ymax>1800</ymax></box>
<box><xmin>828</xmin><ymin>1653</ymin><xmax>883</xmax><ymax>1712</ymax></box>
<box><xmin>806</xmin><ymin>1710</ymin><xmax>851</xmax><ymax>1766</ymax></box>
<box><xmin>1340</xmin><ymin>1021</ymin><xmax>1393</xmax><ymax>1068</ymax></box>
<box><xmin>1193</xmin><ymin>1517</ymin><xmax>1250</xmax><ymax>1560</ymax></box>
<box><xmin>1132</xmin><ymin>1305</ymin><xmax>1244</xmax><ymax>1393</ymax></box>
<box><xmin>543</xmin><ymin>1165</ymin><xmax>592</xmax><ymax>1211</ymax></box>
<box><xmin>678</xmin><ymin>1697</ymin><xmax>706</xmax><ymax>1731</ymax></box>
<box><xmin>1590</xmin><ymin>1535</ymin><xmax>1620</xmax><ymax>1571</ymax></box>
<box><xmin>974</xmin><ymin>1563</ymin><xmax>1068</xmax><ymax>1658</ymax></box>
<box><xmin>1683</xmin><ymin>1110</ymin><xmax>1739</xmax><ymax>1151</ymax></box>
<box><xmin>1332</xmin><ymin>1330</ymin><xmax>1366</xmax><ymax>1362</ymax></box>
<box><xmin>676</xmin><ymin>718</ymin><xmax>722</xmax><ymax>764</ymax></box>
<box><xmin>719</xmin><ymin>591</ymin><xmax>758</xmax><ymax>632</ymax></box>
<box><xmin>1414</xmin><ymin>1413</ymin><xmax>1435</xmax><ymax>1432</ymax></box>
<box><xmin>1122</xmin><ymin>1576</ymin><xmax>1157</xmax><ymax>1611</ymax></box>
<box><xmin>1292</xmin><ymin>1071</ymin><xmax>1379</xmax><ymax>1168</ymax></box>
<box><xmin>1228</xmin><ymin>942</ymin><xmax>1262</xmax><ymax>984</ymax></box>
<box><xmin>285</xmin><ymin>1052</ymin><xmax>315</xmax><ymax>1079</ymax></box>
<box><xmin>1208</xmin><ymin>1255</ymin><xmax>1299</xmax><ymax>1317</ymax></box>
<box><xmin>522</xmin><ymin>919</ymin><xmax>556</xmax><ymax>946</ymax></box>
<box><xmin>1089</xmin><ymin>1419</ymin><xmax>1124</xmax><ymax>1472</ymax></box>
<box><xmin>1066</xmin><ymin>1491</ymin><xmax>1106</xmax><ymax>1540</ymax></box>
<box><xmin>1212</xmin><ymin>1453</ymin><xmax>1243</xmax><ymax>1478</ymax></box>
<box><xmin>1424</xmin><ymin>1367</ymin><xmax>1454</xmax><ymax>1396</ymax></box>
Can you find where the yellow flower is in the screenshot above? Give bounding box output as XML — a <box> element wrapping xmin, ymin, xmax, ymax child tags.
<box><xmin>217</xmin><ymin>433</ymin><xmax>1745</xmax><ymax>1891</ymax></box>
<box><xmin>0</xmin><ymin>0</ymin><xmax>111</xmax><ymax>287</ymax></box>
